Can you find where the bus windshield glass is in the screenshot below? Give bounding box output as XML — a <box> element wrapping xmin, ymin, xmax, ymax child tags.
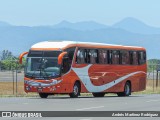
<box><xmin>25</xmin><ymin>50</ymin><xmax>62</xmax><ymax>79</ymax></box>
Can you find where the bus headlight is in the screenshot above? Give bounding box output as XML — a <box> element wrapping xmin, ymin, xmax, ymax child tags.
<box><xmin>26</xmin><ymin>86</ymin><xmax>31</xmax><ymax>91</ymax></box>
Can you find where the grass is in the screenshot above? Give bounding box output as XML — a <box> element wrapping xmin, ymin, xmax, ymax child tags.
<box><xmin>0</xmin><ymin>80</ymin><xmax>160</xmax><ymax>97</ymax></box>
<box><xmin>0</xmin><ymin>82</ymin><xmax>39</xmax><ymax>97</ymax></box>
<box><xmin>135</xmin><ymin>80</ymin><xmax>160</xmax><ymax>94</ymax></box>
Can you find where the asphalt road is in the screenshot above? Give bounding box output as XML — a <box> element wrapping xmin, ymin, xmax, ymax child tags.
<box><xmin>0</xmin><ymin>94</ymin><xmax>160</xmax><ymax>120</ymax></box>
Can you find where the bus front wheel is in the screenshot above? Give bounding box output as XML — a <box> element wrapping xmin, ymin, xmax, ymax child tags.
<box><xmin>117</xmin><ymin>82</ymin><xmax>131</xmax><ymax>97</ymax></box>
<box><xmin>69</xmin><ymin>82</ymin><xmax>80</xmax><ymax>98</ymax></box>
<box><xmin>39</xmin><ymin>93</ymin><xmax>48</xmax><ymax>98</ymax></box>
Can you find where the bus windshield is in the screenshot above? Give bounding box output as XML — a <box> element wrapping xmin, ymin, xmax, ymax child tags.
<box><xmin>25</xmin><ymin>51</ymin><xmax>61</xmax><ymax>79</ymax></box>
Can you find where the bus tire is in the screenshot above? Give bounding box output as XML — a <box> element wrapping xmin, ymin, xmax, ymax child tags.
<box><xmin>39</xmin><ymin>93</ymin><xmax>48</xmax><ymax>98</ymax></box>
<box><xmin>92</xmin><ymin>92</ymin><xmax>105</xmax><ymax>97</ymax></box>
<box><xmin>117</xmin><ymin>82</ymin><xmax>131</xmax><ymax>97</ymax></box>
<box><xmin>69</xmin><ymin>82</ymin><xmax>80</xmax><ymax>98</ymax></box>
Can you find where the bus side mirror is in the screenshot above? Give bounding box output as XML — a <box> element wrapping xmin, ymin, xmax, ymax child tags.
<box><xmin>58</xmin><ymin>52</ymin><xmax>67</xmax><ymax>65</ymax></box>
<box><xmin>19</xmin><ymin>52</ymin><xmax>28</xmax><ymax>64</ymax></box>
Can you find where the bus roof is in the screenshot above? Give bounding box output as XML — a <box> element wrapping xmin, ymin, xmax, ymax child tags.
<box><xmin>31</xmin><ymin>40</ymin><xmax>145</xmax><ymax>51</ymax></box>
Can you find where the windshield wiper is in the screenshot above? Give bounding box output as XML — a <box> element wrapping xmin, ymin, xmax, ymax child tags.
<box><xmin>39</xmin><ymin>58</ymin><xmax>50</xmax><ymax>79</ymax></box>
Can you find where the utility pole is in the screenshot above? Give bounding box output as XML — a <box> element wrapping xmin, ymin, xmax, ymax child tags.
<box><xmin>16</xmin><ymin>60</ymin><xmax>18</xmax><ymax>96</ymax></box>
<box><xmin>153</xmin><ymin>64</ymin><xmax>155</xmax><ymax>92</ymax></box>
<box><xmin>156</xmin><ymin>70</ymin><xmax>159</xmax><ymax>88</ymax></box>
<box><xmin>11</xmin><ymin>57</ymin><xmax>15</xmax><ymax>95</ymax></box>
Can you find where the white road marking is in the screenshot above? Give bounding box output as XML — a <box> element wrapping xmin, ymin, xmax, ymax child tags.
<box><xmin>76</xmin><ymin>106</ymin><xmax>104</xmax><ymax>111</ymax></box>
<box><xmin>146</xmin><ymin>100</ymin><xmax>160</xmax><ymax>102</ymax></box>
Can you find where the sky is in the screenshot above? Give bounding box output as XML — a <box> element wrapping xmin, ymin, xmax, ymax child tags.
<box><xmin>0</xmin><ymin>0</ymin><xmax>159</xmax><ymax>27</ymax></box>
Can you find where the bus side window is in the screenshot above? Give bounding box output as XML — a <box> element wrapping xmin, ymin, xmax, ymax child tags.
<box><xmin>143</xmin><ymin>51</ymin><xmax>146</xmax><ymax>63</ymax></box>
<box><xmin>65</xmin><ymin>47</ymin><xmax>76</xmax><ymax>64</ymax></box>
<box><xmin>84</xmin><ymin>49</ymin><xmax>90</xmax><ymax>63</ymax></box>
<box><xmin>62</xmin><ymin>47</ymin><xmax>76</xmax><ymax>74</ymax></box>
<box><xmin>98</xmin><ymin>49</ymin><xmax>108</xmax><ymax>64</ymax></box>
<box><xmin>129</xmin><ymin>51</ymin><xmax>138</xmax><ymax>65</ymax></box>
<box><xmin>129</xmin><ymin>51</ymin><xmax>133</xmax><ymax>65</ymax></box>
<box><xmin>90</xmin><ymin>49</ymin><xmax>98</xmax><ymax>64</ymax></box>
<box><xmin>133</xmin><ymin>51</ymin><xmax>138</xmax><ymax>65</ymax></box>
<box><xmin>121</xmin><ymin>50</ymin><xmax>130</xmax><ymax>65</ymax></box>
<box><xmin>138</xmin><ymin>51</ymin><xmax>146</xmax><ymax>64</ymax></box>
<box><xmin>76</xmin><ymin>49</ymin><xmax>85</xmax><ymax>64</ymax></box>
<box><xmin>112</xmin><ymin>50</ymin><xmax>120</xmax><ymax>64</ymax></box>
<box><xmin>108</xmin><ymin>50</ymin><xmax>112</xmax><ymax>64</ymax></box>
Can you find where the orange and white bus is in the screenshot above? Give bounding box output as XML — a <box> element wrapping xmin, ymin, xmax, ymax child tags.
<box><xmin>19</xmin><ymin>41</ymin><xmax>147</xmax><ymax>98</ymax></box>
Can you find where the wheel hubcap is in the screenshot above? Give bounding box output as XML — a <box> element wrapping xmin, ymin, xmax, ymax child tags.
<box><xmin>125</xmin><ymin>84</ymin><xmax>130</xmax><ymax>95</ymax></box>
<box><xmin>73</xmin><ymin>85</ymin><xmax>78</xmax><ymax>95</ymax></box>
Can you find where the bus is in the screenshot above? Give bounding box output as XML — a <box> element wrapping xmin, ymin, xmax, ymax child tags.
<box><xmin>19</xmin><ymin>41</ymin><xmax>147</xmax><ymax>98</ymax></box>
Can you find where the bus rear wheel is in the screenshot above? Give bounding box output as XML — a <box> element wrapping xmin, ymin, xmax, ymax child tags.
<box><xmin>39</xmin><ymin>93</ymin><xmax>48</xmax><ymax>98</ymax></box>
<box><xmin>117</xmin><ymin>82</ymin><xmax>131</xmax><ymax>97</ymax></box>
<box><xmin>69</xmin><ymin>82</ymin><xmax>80</xmax><ymax>98</ymax></box>
<box><xmin>92</xmin><ymin>92</ymin><xmax>105</xmax><ymax>97</ymax></box>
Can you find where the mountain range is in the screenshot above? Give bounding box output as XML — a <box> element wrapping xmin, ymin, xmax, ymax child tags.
<box><xmin>0</xmin><ymin>17</ymin><xmax>160</xmax><ymax>59</ymax></box>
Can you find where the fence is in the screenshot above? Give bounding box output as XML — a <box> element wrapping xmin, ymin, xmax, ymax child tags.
<box><xmin>0</xmin><ymin>60</ymin><xmax>25</xmax><ymax>96</ymax></box>
<box><xmin>147</xmin><ymin>64</ymin><xmax>160</xmax><ymax>92</ymax></box>
<box><xmin>0</xmin><ymin>62</ymin><xmax>160</xmax><ymax>96</ymax></box>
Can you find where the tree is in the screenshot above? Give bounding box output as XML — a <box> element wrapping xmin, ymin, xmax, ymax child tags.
<box><xmin>147</xmin><ymin>59</ymin><xmax>160</xmax><ymax>72</ymax></box>
<box><xmin>0</xmin><ymin>50</ymin><xmax>26</xmax><ymax>70</ymax></box>
<box><xmin>0</xmin><ymin>50</ymin><xmax>13</xmax><ymax>60</ymax></box>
